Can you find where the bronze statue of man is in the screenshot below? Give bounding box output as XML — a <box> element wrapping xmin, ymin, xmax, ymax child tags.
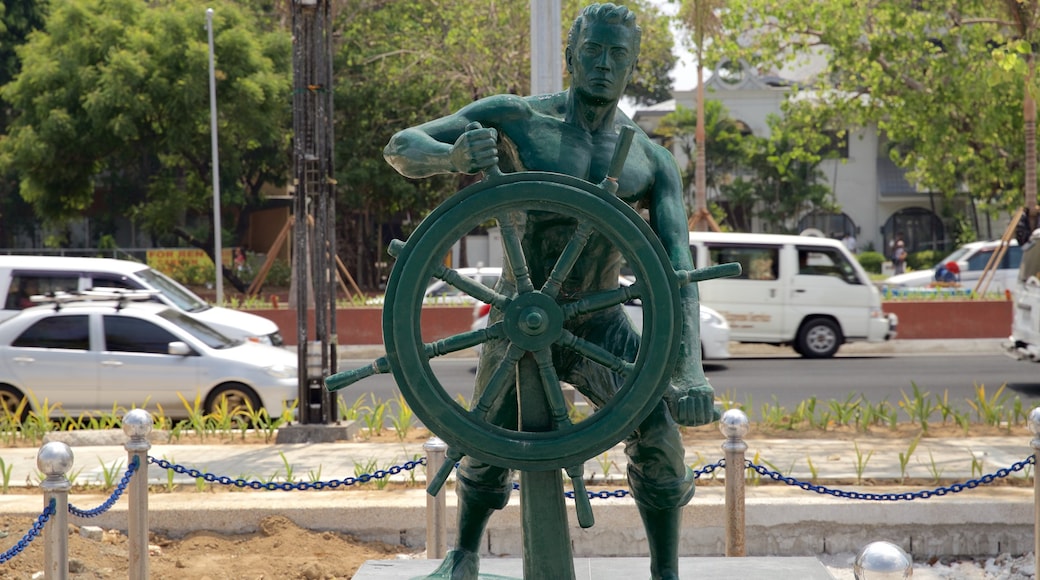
<box><xmin>384</xmin><ymin>4</ymin><xmax>719</xmax><ymax>579</ymax></box>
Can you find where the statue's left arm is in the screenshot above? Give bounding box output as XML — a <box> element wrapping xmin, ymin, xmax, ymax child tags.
<box><xmin>646</xmin><ymin>143</ymin><xmax>720</xmax><ymax>427</ymax></box>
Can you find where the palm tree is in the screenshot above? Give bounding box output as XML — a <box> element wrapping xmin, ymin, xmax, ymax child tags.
<box><xmin>677</xmin><ymin>0</ymin><xmax>725</xmax><ymax>231</ymax></box>
<box><xmin>1001</xmin><ymin>0</ymin><xmax>1040</xmax><ymax>228</ymax></box>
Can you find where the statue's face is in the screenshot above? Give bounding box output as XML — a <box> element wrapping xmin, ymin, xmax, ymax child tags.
<box><xmin>568</xmin><ymin>21</ymin><xmax>637</xmax><ymax>105</ymax></box>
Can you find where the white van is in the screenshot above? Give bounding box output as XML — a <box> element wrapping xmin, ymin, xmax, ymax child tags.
<box><xmin>689</xmin><ymin>232</ymin><xmax>897</xmax><ymax>358</ymax></box>
<box><xmin>0</xmin><ymin>256</ymin><xmax>282</xmax><ymax>345</ymax></box>
<box><xmin>1006</xmin><ymin>231</ymin><xmax>1040</xmax><ymax>361</ymax></box>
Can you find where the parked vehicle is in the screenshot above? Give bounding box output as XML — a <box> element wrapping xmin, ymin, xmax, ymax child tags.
<box><xmin>0</xmin><ymin>255</ymin><xmax>282</xmax><ymax>345</ymax></box>
<box><xmin>1006</xmin><ymin>231</ymin><xmax>1040</xmax><ymax>361</ymax></box>
<box><xmin>467</xmin><ymin>272</ymin><xmax>731</xmax><ymax>360</ymax></box>
<box><xmin>881</xmin><ymin>239</ymin><xmax>1022</xmax><ymax>295</ymax></box>
<box><xmin>422</xmin><ymin>267</ymin><xmax>503</xmax><ymax>304</ymax></box>
<box><xmin>0</xmin><ymin>290</ymin><xmax>297</xmax><ymax>420</ymax></box>
<box><xmin>689</xmin><ymin>232</ymin><xmax>897</xmax><ymax>358</ymax></box>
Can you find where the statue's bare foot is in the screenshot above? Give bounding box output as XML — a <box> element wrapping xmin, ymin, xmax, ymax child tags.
<box><xmin>423</xmin><ymin>549</ymin><xmax>479</xmax><ymax>580</ymax></box>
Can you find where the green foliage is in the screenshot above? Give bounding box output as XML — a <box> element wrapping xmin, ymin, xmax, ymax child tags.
<box><xmin>656</xmin><ymin>102</ymin><xmax>839</xmax><ymax>232</ymax></box>
<box><xmin>908</xmin><ymin>250</ymin><xmax>940</xmax><ymax>272</ymax></box>
<box><xmin>0</xmin><ymin>0</ymin><xmax>290</xmax><ymax>245</ymax></box>
<box><xmin>712</xmin><ymin>0</ymin><xmax>1040</xmax><ymax>217</ymax></box>
<box><xmin>332</xmin><ymin>0</ymin><xmax>677</xmax><ymax>288</ymax></box>
<box><xmin>164</xmin><ymin>259</ymin><xmax>216</xmax><ymax>287</ymax></box>
<box><xmin>857</xmin><ymin>251</ymin><xmax>885</xmax><ymax>274</ymax></box>
<box><xmin>656</xmin><ymin>102</ymin><xmax>747</xmax><ymax>211</ymax></box>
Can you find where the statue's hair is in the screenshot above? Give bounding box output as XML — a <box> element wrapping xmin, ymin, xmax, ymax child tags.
<box><xmin>566</xmin><ymin>3</ymin><xmax>641</xmax><ymax>57</ymax></box>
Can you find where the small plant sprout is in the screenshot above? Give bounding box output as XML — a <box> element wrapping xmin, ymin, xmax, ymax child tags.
<box><xmin>898</xmin><ymin>435</ymin><xmax>920</xmax><ymax>484</ymax></box>
<box><xmin>853</xmin><ymin>441</ymin><xmax>874</xmax><ymax>485</ymax></box>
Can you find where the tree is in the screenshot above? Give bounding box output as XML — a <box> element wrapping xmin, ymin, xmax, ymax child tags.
<box><xmin>655</xmin><ymin>101</ymin><xmax>746</xmax><ymax>207</ymax></box>
<box><xmin>675</xmin><ymin>0</ymin><xmax>725</xmax><ymax>230</ymax></box>
<box><xmin>712</xmin><ymin>0</ymin><xmax>1037</xmax><ymax>222</ymax></box>
<box><xmin>658</xmin><ymin>100</ymin><xmax>838</xmax><ymax>233</ymax></box>
<box><xmin>331</xmin><ymin>0</ymin><xmax>678</xmax><ymax>288</ymax></box>
<box><xmin>0</xmin><ymin>0</ymin><xmax>291</xmax><ymax>261</ymax></box>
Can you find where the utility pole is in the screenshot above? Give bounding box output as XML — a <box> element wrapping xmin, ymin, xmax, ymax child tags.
<box><xmin>290</xmin><ymin>0</ymin><xmax>337</xmax><ymax>428</ymax></box>
<box><xmin>530</xmin><ymin>0</ymin><xmax>562</xmax><ymax>95</ymax></box>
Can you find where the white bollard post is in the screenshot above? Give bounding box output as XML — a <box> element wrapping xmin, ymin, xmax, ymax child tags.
<box><xmin>853</xmin><ymin>540</ymin><xmax>912</xmax><ymax>579</ymax></box>
<box><xmin>1029</xmin><ymin>407</ymin><xmax>1040</xmax><ymax>580</ymax></box>
<box><xmin>123</xmin><ymin>409</ymin><xmax>152</xmax><ymax>580</ymax></box>
<box><xmin>720</xmin><ymin>409</ymin><xmax>749</xmax><ymax>557</ymax></box>
<box><xmin>424</xmin><ymin>436</ymin><xmax>448</xmax><ymax>559</ymax></box>
<box><xmin>37</xmin><ymin>441</ymin><xmax>73</xmax><ymax>580</ymax></box>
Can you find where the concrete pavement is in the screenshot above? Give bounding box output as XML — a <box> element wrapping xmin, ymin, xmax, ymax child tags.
<box><xmin>0</xmin><ymin>424</ymin><xmax>1035</xmax><ymax>561</ymax></box>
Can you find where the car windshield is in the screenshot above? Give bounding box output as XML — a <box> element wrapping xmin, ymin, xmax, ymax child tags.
<box><xmin>156</xmin><ymin>308</ymin><xmax>239</xmax><ymax>349</ymax></box>
<box><xmin>938</xmin><ymin>246</ymin><xmax>973</xmax><ymax>267</ymax></box>
<box><xmin>137</xmin><ymin>268</ymin><xmax>211</xmax><ymax>313</ymax></box>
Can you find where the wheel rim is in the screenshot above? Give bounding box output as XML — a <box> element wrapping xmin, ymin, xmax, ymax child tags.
<box><xmin>0</xmin><ymin>389</ymin><xmax>21</xmax><ymax>417</ymax></box>
<box><xmin>212</xmin><ymin>388</ymin><xmax>252</xmax><ymax>413</ymax></box>
<box><xmin>806</xmin><ymin>324</ymin><xmax>837</xmax><ymax>354</ymax></box>
<box><xmin>383</xmin><ymin>172</ymin><xmax>681</xmax><ymax>471</ymax></box>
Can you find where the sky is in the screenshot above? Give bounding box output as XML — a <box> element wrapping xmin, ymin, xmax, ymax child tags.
<box><xmin>619</xmin><ymin>0</ymin><xmax>697</xmax><ymax>116</ymax></box>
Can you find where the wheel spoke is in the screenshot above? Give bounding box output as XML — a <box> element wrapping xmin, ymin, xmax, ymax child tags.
<box><xmin>471</xmin><ymin>343</ymin><xmax>525</xmax><ymax>420</ymax></box>
<box><xmin>497</xmin><ymin>211</ymin><xmax>535</xmax><ymax>293</ymax></box>
<box><xmin>556</xmin><ymin>329</ymin><xmax>634</xmax><ymax>377</ymax></box>
<box><xmin>430</xmin><ymin>264</ymin><xmax>510</xmax><ymax>308</ymax></box>
<box><xmin>541</xmin><ymin>222</ymin><xmax>595</xmax><ymax>299</ymax></box>
<box><xmin>532</xmin><ymin>348</ymin><xmax>572</xmax><ymax>428</ymax></box>
<box><xmin>561</xmin><ymin>284</ymin><xmax>641</xmax><ymax>320</ymax></box>
<box><xmin>426</xmin><ymin>446</ymin><xmax>464</xmax><ymax>497</ymax></box>
<box><xmin>423</xmin><ymin>323</ymin><xmax>505</xmax><ymax>359</ymax></box>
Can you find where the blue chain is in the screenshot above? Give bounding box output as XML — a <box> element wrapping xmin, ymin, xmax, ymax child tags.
<box><xmin>69</xmin><ymin>456</ymin><xmax>140</xmax><ymax>518</ymax></box>
<box><xmin>148</xmin><ymin>456</ymin><xmax>426</xmax><ymax>490</ymax></box>
<box><xmin>743</xmin><ymin>455</ymin><xmax>1036</xmax><ymax>501</ymax></box>
<box><xmin>0</xmin><ymin>498</ymin><xmax>55</xmax><ymax>563</ymax></box>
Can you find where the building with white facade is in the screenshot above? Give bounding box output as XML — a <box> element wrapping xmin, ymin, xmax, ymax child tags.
<box><xmin>632</xmin><ymin>61</ymin><xmax>1009</xmax><ymax>257</ymax></box>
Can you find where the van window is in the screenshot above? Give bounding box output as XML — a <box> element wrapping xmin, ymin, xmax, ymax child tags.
<box><xmin>135</xmin><ymin>268</ymin><xmax>209</xmax><ymax>312</ymax></box>
<box><xmin>797</xmin><ymin>247</ymin><xmax>862</xmax><ymax>285</ymax></box>
<box><xmin>90</xmin><ymin>274</ymin><xmax>143</xmax><ymax>292</ymax></box>
<box><xmin>5</xmin><ymin>274</ymin><xmax>79</xmax><ymax>310</ymax></box>
<box><xmin>708</xmin><ymin>246</ymin><xmax>779</xmax><ymax>281</ymax></box>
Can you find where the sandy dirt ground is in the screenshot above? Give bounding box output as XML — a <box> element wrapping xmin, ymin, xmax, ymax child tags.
<box><xmin>0</xmin><ymin>513</ymin><xmax>414</xmax><ymax>579</ymax></box>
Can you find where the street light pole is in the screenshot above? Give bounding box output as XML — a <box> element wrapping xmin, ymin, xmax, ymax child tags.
<box><xmin>206</xmin><ymin>8</ymin><xmax>224</xmax><ymax>305</ymax></box>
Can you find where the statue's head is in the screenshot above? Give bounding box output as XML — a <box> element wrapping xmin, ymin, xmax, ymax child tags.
<box><xmin>565</xmin><ymin>3</ymin><xmax>641</xmax><ymax>105</ymax></box>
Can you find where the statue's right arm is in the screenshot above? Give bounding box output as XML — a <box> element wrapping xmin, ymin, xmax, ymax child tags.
<box><xmin>384</xmin><ymin>115</ymin><xmax>499</xmax><ymax>179</ymax></box>
<box><xmin>384</xmin><ymin>96</ymin><xmax>528</xmax><ymax>179</ymax></box>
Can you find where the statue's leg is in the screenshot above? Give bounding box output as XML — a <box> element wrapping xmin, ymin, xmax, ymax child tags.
<box><xmin>426</xmin><ymin>329</ymin><xmax>516</xmax><ymax>580</ymax></box>
<box><xmin>425</xmin><ymin>466</ymin><xmax>512</xmax><ymax>580</ymax></box>
<box><xmin>625</xmin><ymin>402</ymin><xmax>695</xmax><ymax>580</ymax></box>
<box><xmin>564</xmin><ymin>308</ymin><xmax>693</xmax><ymax>580</ymax></box>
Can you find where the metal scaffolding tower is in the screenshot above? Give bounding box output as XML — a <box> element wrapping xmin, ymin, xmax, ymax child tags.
<box><xmin>292</xmin><ymin>0</ymin><xmax>337</xmax><ymax>425</ymax></box>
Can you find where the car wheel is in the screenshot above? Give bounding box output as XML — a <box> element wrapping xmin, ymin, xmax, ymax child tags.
<box><xmin>206</xmin><ymin>383</ymin><xmax>261</xmax><ymax>415</ymax></box>
<box><xmin>0</xmin><ymin>384</ymin><xmax>28</xmax><ymax>422</ymax></box>
<box><xmin>796</xmin><ymin>318</ymin><xmax>842</xmax><ymax>359</ymax></box>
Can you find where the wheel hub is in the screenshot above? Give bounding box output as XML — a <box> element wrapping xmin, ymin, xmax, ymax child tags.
<box><xmin>503</xmin><ymin>291</ymin><xmax>563</xmax><ymax>351</ymax></box>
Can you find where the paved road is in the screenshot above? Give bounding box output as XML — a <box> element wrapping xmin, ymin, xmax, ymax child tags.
<box><xmin>336</xmin><ymin>339</ymin><xmax>1040</xmax><ymax>416</ymax></box>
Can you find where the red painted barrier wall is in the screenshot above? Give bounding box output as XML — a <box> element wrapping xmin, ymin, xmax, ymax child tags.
<box><xmin>253</xmin><ymin>306</ymin><xmax>473</xmax><ymax>346</ymax></box>
<box><xmin>245</xmin><ymin>300</ymin><xmax>1014</xmax><ymax>345</ymax></box>
<box><xmin>879</xmin><ymin>300</ymin><xmax>1012</xmax><ymax>340</ymax></box>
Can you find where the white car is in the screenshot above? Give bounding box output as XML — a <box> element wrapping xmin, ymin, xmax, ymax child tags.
<box><xmin>0</xmin><ymin>291</ymin><xmax>297</xmax><ymax>421</ymax></box>
<box><xmin>0</xmin><ymin>255</ymin><xmax>283</xmax><ymax>345</ymax></box>
<box><xmin>881</xmin><ymin>239</ymin><xmax>1022</xmax><ymax>294</ymax></box>
<box><xmin>422</xmin><ymin>267</ymin><xmax>503</xmax><ymax>304</ymax></box>
<box><xmin>467</xmin><ymin>273</ymin><xmax>731</xmax><ymax>360</ymax></box>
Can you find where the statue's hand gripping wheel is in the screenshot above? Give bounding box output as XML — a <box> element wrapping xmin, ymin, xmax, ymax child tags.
<box><xmin>324</xmin><ymin>125</ymin><xmax>739</xmax><ymax>528</ymax></box>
